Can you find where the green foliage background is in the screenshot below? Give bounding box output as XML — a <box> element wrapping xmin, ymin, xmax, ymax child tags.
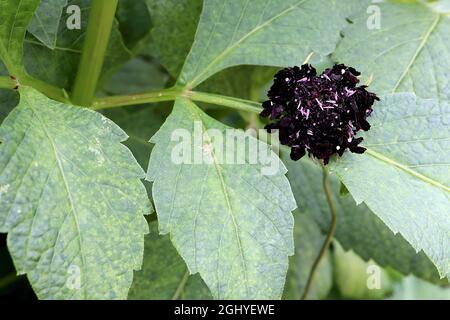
<box><xmin>0</xmin><ymin>0</ymin><xmax>449</xmax><ymax>300</ymax></box>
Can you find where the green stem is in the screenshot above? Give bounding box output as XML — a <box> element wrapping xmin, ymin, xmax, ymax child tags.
<box><xmin>0</xmin><ymin>74</ymin><xmax>71</xmax><ymax>104</ymax></box>
<box><xmin>301</xmin><ymin>162</ymin><xmax>337</xmax><ymax>300</ymax></box>
<box><xmin>21</xmin><ymin>75</ymin><xmax>70</xmax><ymax>103</ymax></box>
<box><xmin>172</xmin><ymin>270</ymin><xmax>190</xmax><ymax>300</ymax></box>
<box><xmin>187</xmin><ymin>91</ymin><xmax>262</xmax><ymax>114</ymax></box>
<box><xmin>92</xmin><ymin>88</ymin><xmax>263</xmax><ymax>114</ymax></box>
<box><xmin>0</xmin><ymin>76</ymin><xmax>16</xmax><ymax>90</ymax></box>
<box><xmin>91</xmin><ymin>87</ymin><xmax>182</xmax><ymax>110</ymax></box>
<box><xmin>71</xmin><ymin>0</ymin><xmax>119</xmax><ymax>106</ymax></box>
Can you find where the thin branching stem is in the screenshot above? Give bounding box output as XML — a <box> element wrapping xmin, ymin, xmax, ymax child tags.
<box><xmin>301</xmin><ymin>162</ymin><xmax>337</xmax><ymax>300</ymax></box>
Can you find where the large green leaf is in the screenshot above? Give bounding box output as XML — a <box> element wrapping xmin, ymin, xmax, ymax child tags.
<box><xmin>333</xmin><ymin>2</ymin><xmax>450</xmax><ymax>99</ymax></box>
<box><xmin>0</xmin><ymin>87</ymin><xmax>151</xmax><ymax>299</ymax></box>
<box><xmin>28</xmin><ymin>0</ymin><xmax>68</xmax><ymax>50</ymax></box>
<box><xmin>283</xmin><ymin>154</ymin><xmax>443</xmax><ymax>284</ymax></box>
<box><xmin>128</xmin><ymin>222</ymin><xmax>211</xmax><ymax>300</ymax></box>
<box><xmin>178</xmin><ymin>0</ymin><xmax>371</xmax><ymax>87</ymax></box>
<box><xmin>0</xmin><ymin>0</ymin><xmax>39</xmax><ymax>74</ymax></box>
<box><xmin>330</xmin><ymin>93</ymin><xmax>450</xmax><ymax>279</ymax></box>
<box><xmin>147</xmin><ymin>98</ymin><xmax>296</xmax><ymax>299</ymax></box>
<box><xmin>143</xmin><ymin>0</ymin><xmax>203</xmax><ymax>78</ymax></box>
<box><xmin>24</xmin><ymin>0</ymin><xmax>132</xmax><ymax>90</ymax></box>
<box><xmin>283</xmin><ymin>211</ymin><xmax>332</xmax><ymax>300</ymax></box>
<box><xmin>116</xmin><ymin>0</ymin><xmax>152</xmax><ymax>50</ymax></box>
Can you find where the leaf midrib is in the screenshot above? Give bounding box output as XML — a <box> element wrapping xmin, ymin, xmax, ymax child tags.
<box><xmin>392</xmin><ymin>12</ymin><xmax>442</xmax><ymax>92</ymax></box>
<box><xmin>365</xmin><ymin>148</ymin><xmax>450</xmax><ymax>192</ymax></box>
<box><xmin>183</xmin><ymin>99</ymin><xmax>250</xmax><ymax>298</ymax></box>
<box><xmin>25</xmin><ymin>95</ymin><xmax>88</xmax><ymax>298</ymax></box>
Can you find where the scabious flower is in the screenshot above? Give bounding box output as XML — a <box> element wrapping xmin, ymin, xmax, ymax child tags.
<box><xmin>260</xmin><ymin>64</ymin><xmax>379</xmax><ymax>164</ymax></box>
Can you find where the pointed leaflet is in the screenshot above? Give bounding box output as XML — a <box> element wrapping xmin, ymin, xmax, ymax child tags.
<box><xmin>333</xmin><ymin>2</ymin><xmax>450</xmax><ymax>99</ymax></box>
<box><xmin>147</xmin><ymin>98</ymin><xmax>296</xmax><ymax>299</ymax></box>
<box><xmin>329</xmin><ymin>93</ymin><xmax>450</xmax><ymax>279</ymax></box>
<box><xmin>0</xmin><ymin>87</ymin><xmax>151</xmax><ymax>299</ymax></box>
<box><xmin>178</xmin><ymin>0</ymin><xmax>371</xmax><ymax>87</ymax></box>
<box><xmin>128</xmin><ymin>222</ymin><xmax>211</xmax><ymax>300</ymax></box>
<box><xmin>28</xmin><ymin>0</ymin><xmax>68</xmax><ymax>50</ymax></box>
<box><xmin>283</xmin><ymin>155</ymin><xmax>443</xmax><ymax>284</ymax></box>
<box><xmin>0</xmin><ymin>0</ymin><xmax>39</xmax><ymax>74</ymax></box>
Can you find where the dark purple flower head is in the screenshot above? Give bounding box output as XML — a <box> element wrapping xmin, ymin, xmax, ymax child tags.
<box><xmin>261</xmin><ymin>64</ymin><xmax>379</xmax><ymax>164</ymax></box>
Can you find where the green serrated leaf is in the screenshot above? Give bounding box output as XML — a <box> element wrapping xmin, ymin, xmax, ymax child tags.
<box><xmin>283</xmin><ymin>153</ymin><xmax>444</xmax><ymax>284</ymax></box>
<box><xmin>333</xmin><ymin>2</ymin><xmax>450</xmax><ymax>99</ymax></box>
<box><xmin>28</xmin><ymin>0</ymin><xmax>68</xmax><ymax>50</ymax></box>
<box><xmin>147</xmin><ymin>98</ymin><xmax>296</xmax><ymax>299</ymax></box>
<box><xmin>128</xmin><ymin>222</ymin><xmax>211</xmax><ymax>300</ymax></box>
<box><xmin>0</xmin><ymin>0</ymin><xmax>40</xmax><ymax>75</ymax></box>
<box><xmin>0</xmin><ymin>87</ymin><xmax>151</xmax><ymax>299</ymax></box>
<box><xmin>23</xmin><ymin>0</ymin><xmax>132</xmax><ymax>90</ymax></box>
<box><xmin>329</xmin><ymin>93</ymin><xmax>450</xmax><ymax>280</ymax></box>
<box><xmin>178</xmin><ymin>0</ymin><xmax>371</xmax><ymax>87</ymax></box>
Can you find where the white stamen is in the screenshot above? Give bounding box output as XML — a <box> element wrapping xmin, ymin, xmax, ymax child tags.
<box><xmin>315</xmin><ymin>98</ymin><xmax>323</xmax><ymax>110</ymax></box>
<box><xmin>345</xmin><ymin>87</ymin><xmax>355</xmax><ymax>96</ymax></box>
<box><xmin>336</xmin><ymin>146</ymin><xmax>341</xmax><ymax>150</ymax></box>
